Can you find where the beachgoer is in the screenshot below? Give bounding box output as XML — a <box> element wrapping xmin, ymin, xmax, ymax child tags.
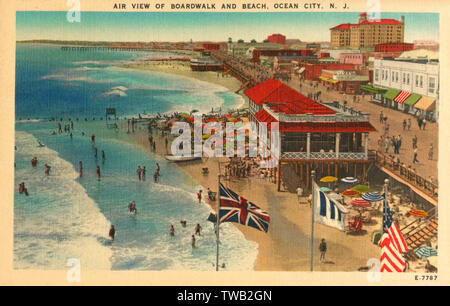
<box><xmin>91</xmin><ymin>133</ymin><xmax>95</xmax><ymax>143</ymax></box>
<box><xmin>191</xmin><ymin>235</ymin><xmax>196</xmax><ymax>248</ymax></box>
<box><xmin>195</xmin><ymin>224</ymin><xmax>202</xmax><ymax>236</ymax></box>
<box><xmin>137</xmin><ymin>166</ymin><xmax>142</xmax><ymax>181</ymax></box>
<box><xmin>101</xmin><ymin>150</ymin><xmax>105</xmax><ymax>163</ymax></box>
<box><xmin>79</xmin><ymin>161</ymin><xmax>83</xmax><ymax>177</ymax></box>
<box><xmin>19</xmin><ymin>182</ymin><xmax>24</xmax><ymax>194</ymax></box>
<box><xmin>170</xmin><ymin>224</ymin><xmax>175</xmax><ymax>237</ymax></box>
<box><xmin>31</xmin><ymin>157</ymin><xmax>37</xmax><ymax>168</ymax></box>
<box><xmin>197</xmin><ymin>190</ymin><xmax>202</xmax><ymax>204</ymax></box>
<box><xmin>96</xmin><ymin>166</ymin><xmax>101</xmax><ymax>180</ymax></box>
<box><xmin>407</xmin><ymin>118</ymin><xmax>411</xmax><ymax>130</ymax></box>
<box><xmin>153</xmin><ymin>170</ymin><xmax>158</xmax><ymax>183</ymax></box>
<box><xmin>180</xmin><ymin>220</ymin><xmax>187</xmax><ymax>227</ymax></box>
<box><xmin>94</xmin><ymin>147</ymin><xmax>98</xmax><ymax>159</ymax></box>
<box><xmin>109</xmin><ymin>225</ymin><xmax>115</xmax><ymax>241</ymax></box>
<box><xmin>44</xmin><ymin>164</ymin><xmax>51</xmax><ymax>175</ymax></box>
<box><xmin>296</xmin><ymin>186</ymin><xmax>303</xmax><ymax>203</ymax></box>
<box><xmin>156</xmin><ymin>163</ymin><xmax>160</xmax><ymax>176</ymax></box>
<box><xmin>413</xmin><ymin>148</ymin><xmax>419</xmax><ymax>164</ymax></box>
<box><xmin>319</xmin><ymin>239</ymin><xmax>327</xmax><ymax>263</ymax></box>
<box><xmin>142</xmin><ymin>166</ymin><xmax>146</xmax><ymax>181</ymax></box>
<box><xmin>402</xmin><ymin>119</ymin><xmax>407</xmax><ymax>130</ymax></box>
<box><xmin>428</xmin><ymin>144</ymin><xmax>434</xmax><ymax>160</ymax></box>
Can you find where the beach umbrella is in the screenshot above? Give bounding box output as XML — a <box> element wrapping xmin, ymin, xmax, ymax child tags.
<box><xmin>320</xmin><ymin>187</ymin><xmax>332</xmax><ymax>192</ymax></box>
<box><xmin>202</xmin><ymin>134</ymin><xmax>212</xmax><ymax>139</ymax></box>
<box><xmin>186</xmin><ymin>117</ymin><xmax>194</xmax><ymax>122</ymax></box>
<box><xmin>408</xmin><ymin>210</ymin><xmax>428</xmax><ymax>218</ymax></box>
<box><xmin>341</xmin><ymin>190</ymin><xmax>360</xmax><ymax>197</ymax></box>
<box><xmin>320</xmin><ymin>176</ymin><xmax>338</xmax><ymax>183</ymax></box>
<box><xmin>362</xmin><ymin>192</ymin><xmax>384</xmax><ymax>202</ymax></box>
<box><xmin>351</xmin><ymin>185</ymin><xmax>370</xmax><ymax>193</ymax></box>
<box><xmin>415</xmin><ymin>246</ymin><xmax>438</xmax><ymax>259</ymax></box>
<box><xmin>340</xmin><ymin>177</ymin><xmax>359</xmax><ymax>184</ymax></box>
<box><xmin>224</xmin><ymin>114</ymin><xmax>232</xmax><ymax>118</ymax></box>
<box><xmin>350</xmin><ymin>198</ymin><xmax>371</xmax><ymax>207</ymax></box>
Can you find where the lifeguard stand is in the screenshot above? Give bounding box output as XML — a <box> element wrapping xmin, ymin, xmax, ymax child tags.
<box><xmin>106</xmin><ymin>108</ymin><xmax>117</xmax><ymax>129</ymax></box>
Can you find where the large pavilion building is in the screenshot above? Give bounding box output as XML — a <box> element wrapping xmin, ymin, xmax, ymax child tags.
<box><xmin>244</xmin><ymin>79</ymin><xmax>376</xmax><ymax>189</ymax></box>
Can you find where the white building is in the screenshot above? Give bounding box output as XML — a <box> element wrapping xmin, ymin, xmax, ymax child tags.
<box><xmin>373</xmin><ymin>58</ymin><xmax>439</xmax><ymax>120</ymax></box>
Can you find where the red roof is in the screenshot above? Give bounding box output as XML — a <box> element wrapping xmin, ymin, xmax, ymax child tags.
<box><xmin>279</xmin><ymin>121</ymin><xmax>376</xmax><ymax>133</ymax></box>
<box><xmin>360</xmin><ymin>19</ymin><xmax>403</xmax><ymax>25</ymax></box>
<box><xmin>330</xmin><ymin>23</ymin><xmax>359</xmax><ymax>30</ymax></box>
<box><xmin>330</xmin><ymin>19</ymin><xmax>402</xmax><ymax>30</ymax></box>
<box><xmin>254</xmin><ymin>109</ymin><xmax>278</xmax><ymax>124</ymax></box>
<box><xmin>244</xmin><ymin>79</ymin><xmax>335</xmax><ymax>115</ymax></box>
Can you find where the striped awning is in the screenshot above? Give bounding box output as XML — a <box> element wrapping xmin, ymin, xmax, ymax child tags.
<box><xmin>394</xmin><ymin>91</ymin><xmax>411</xmax><ymax>103</ymax></box>
<box><xmin>414</xmin><ymin>96</ymin><xmax>436</xmax><ymax>111</ymax></box>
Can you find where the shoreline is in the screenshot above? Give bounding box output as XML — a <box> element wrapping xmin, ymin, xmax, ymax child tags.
<box><xmin>125</xmin><ymin>120</ymin><xmax>382</xmax><ymax>271</ymax></box>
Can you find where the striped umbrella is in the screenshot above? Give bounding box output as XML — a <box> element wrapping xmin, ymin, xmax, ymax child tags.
<box><xmin>362</xmin><ymin>192</ymin><xmax>384</xmax><ymax>202</ymax></box>
<box><xmin>340</xmin><ymin>177</ymin><xmax>359</xmax><ymax>184</ymax></box>
<box><xmin>350</xmin><ymin>198</ymin><xmax>371</xmax><ymax>207</ymax></box>
<box><xmin>341</xmin><ymin>190</ymin><xmax>360</xmax><ymax>197</ymax></box>
<box><xmin>415</xmin><ymin>246</ymin><xmax>438</xmax><ymax>259</ymax></box>
<box><xmin>408</xmin><ymin>210</ymin><xmax>428</xmax><ymax>217</ymax></box>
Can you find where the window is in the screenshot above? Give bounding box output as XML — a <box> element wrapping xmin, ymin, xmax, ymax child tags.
<box><xmin>429</xmin><ymin>77</ymin><xmax>436</xmax><ymax>94</ymax></box>
<box><xmin>407</xmin><ymin>73</ymin><xmax>410</xmax><ymax>85</ymax></box>
<box><xmin>420</xmin><ymin>75</ymin><xmax>423</xmax><ymax>88</ymax></box>
<box><xmin>375</xmin><ymin>69</ymin><xmax>379</xmax><ymax>81</ymax></box>
<box><xmin>396</xmin><ymin>72</ymin><xmax>399</xmax><ymax>82</ymax></box>
<box><xmin>415</xmin><ymin>75</ymin><xmax>419</xmax><ymax>87</ymax></box>
<box><xmin>392</xmin><ymin>71</ymin><xmax>395</xmax><ymax>82</ymax></box>
<box><xmin>403</xmin><ymin>73</ymin><xmax>406</xmax><ymax>84</ymax></box>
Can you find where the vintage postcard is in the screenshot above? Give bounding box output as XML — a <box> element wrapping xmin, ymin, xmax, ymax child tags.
<box><xmin>1</xmin><ymin>0</ymin><xmax>449</xmax><ymax>287</ymax></box>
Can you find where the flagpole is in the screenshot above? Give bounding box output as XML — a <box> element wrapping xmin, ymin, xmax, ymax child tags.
<box><xmin>216</xmin><ymin>174</ymin><xmax>221</xmax><ymax>271</ymax></box>
<box><xmin>310</xmin><ymin>170</ymin><xmax>315</xmax><ymax>272</ymax></box>
<box><xmin>382</xmin><ymin>178</ymin><xmax>389</xmax><ymax>233</ymax></box>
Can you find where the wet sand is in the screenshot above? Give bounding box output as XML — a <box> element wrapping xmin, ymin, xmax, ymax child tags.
<box><xmin>127</xmin><ymin>124</ymin><xmax>380</xmax><ymax>271</ymax></box>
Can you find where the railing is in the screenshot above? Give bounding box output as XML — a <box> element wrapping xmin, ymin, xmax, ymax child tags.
<box><xmin>369</xmin><ymin>149</ymin><xmax>438</xmax><ymax>200</ymax></box>
<box><xmin>281</xmin><ymin>151</ymin><xmax>366</xmax><ymax>160</ymax></box>
<box><xmin>401</xmin><ymin>207</ymin><xmax>437</xmax><ymax>238</ymax></box>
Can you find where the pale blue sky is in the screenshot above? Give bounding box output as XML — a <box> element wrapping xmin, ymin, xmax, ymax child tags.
<box><xmin>16</xmin><ymin>11</ymin><xmax>439</xmax><ymax>42</ymax></box>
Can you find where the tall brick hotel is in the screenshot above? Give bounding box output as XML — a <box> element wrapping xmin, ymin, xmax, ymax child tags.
<box><xmin>330</xmin><ymin>13</ymin><xmax>405</xmax><ymax>49</ymax></box>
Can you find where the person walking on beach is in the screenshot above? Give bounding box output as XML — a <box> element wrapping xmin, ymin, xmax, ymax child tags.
<box><xmin>109</xmin><ymin>225</ymin><xmax>115</xmax><ymax>241</ymax></box>
<box><xmin>31</xmin><ymin>157</ymin><xmax>38</xmax><ymax>168</ymax></box>
<box><xmin>137</xmin><ymin>166</ymin><xmax>142</xmax><ymax>181</ymax></box>
<box><xmin>169</xmin><ymin>224</ymin><xmax>175</xmax><ymax>237</ymax></box>
<box><xmin>79</xmin><ymin>161</ymin><xmax>83</xmax><ymax>177</ymax></box>
<box><xmin>422</xmin><ymin>119</ymin><xmax>427</xmax><ymax>130</ymax></box>
<box><xmin>296</xmin><ymin>185</ymin><xmax>303</xmax><ymax>203</ymax></box>
<box><xmin>412</xmin><ymin>135</ymin><xmax>418</xmax><ymax>149</ymax></box>
<box><xmin>413</xmin><ymin>148</ymin><xmax>419</xmax><ymax>164</ymax></box>
<box><xmin>197</xmin><ymin>190</ymin><xmax>202</xmax><ymax>204</ymax></box>
<box><xmin>319</xmin><ymin>239</ymin><xmax>327</xmax><ymax>263</ymax></box>
<box><xmin>156</xmin><ymin>163</ymin><xmax>160</xmax><ymax>176</ymax></box>
<box><xmin>142</xmin><ymin>166</ymin><xmax>146</xmax><ymax>181</ymax></box>
<box><xmin>44</xmin><ymin>164</ymin><xmax>51</xmax><ymax>176</ymax></box>
<box><xmin>407</xmin><ymin>118</ymin><xmax>411</xmax><ymax>131</ymax></box>
<box><xmin>195</xmin><ymin>224</ymin><xmax>202</xmax><ymax>236</ymax></box>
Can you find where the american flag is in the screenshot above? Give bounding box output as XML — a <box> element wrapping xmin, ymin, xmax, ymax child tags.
<box><xmin>219</xmin><ymin>183</ymin><xmax>270</xmax><ymax>233</ymax></box>
<box><xmin>380</xmin><ymin>196</ymin><xmax>408</xmax><ymax>272</ymax></box>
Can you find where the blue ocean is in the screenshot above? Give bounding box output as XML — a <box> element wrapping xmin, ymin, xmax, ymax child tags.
<box><xmin>14</xmin><ymin>44</ymin><xmax>256</xmax><ymax>270</ymax></box>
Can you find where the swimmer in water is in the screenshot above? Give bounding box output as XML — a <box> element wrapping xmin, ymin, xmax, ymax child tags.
<box><xmin>137</xmin><ymin>166</ymin><xmax>142</xmax><ymax>181</ymax></box>
<box><xmin>94</xmin><ymin>147</ymin><xmax>98</xmax><ymax>159</ymax></box>
<box><xmin>101</xmin><ymin>150</ymin><xmax>105</xmax><ymax>163</ymax></box>
<box><xmin>79</xmin><ymin>161</ymin><xmax>83</xmax><ymax>177</ymax></box>
<box><xmin>195</xmin><ymin>224</ymin><xmax>202</xmax><ymax>236</ymax></box>
<box><xmin>44</xmin><ymin>164</ymin><xmax>51</xmax><ymax>175</ymax></box>
<box><xmin>169</xmin><ymin>224</ymin><xmax>175</xmax><ymax>237</ymax></box>
<box><xmin>191</xmin><ymin>235</ymin><xmax>196</xmax><ymax>248</ymax></box>
<box><xmin>180</xmin><ymin>220</ymin><xmax>187</xmax><ymax>227</ymax></box>
<box><xmin>109</xmin><ymin>225</ymin><xmax>115</xmax><ymax>241</ymax></box>
<box><xmin>96</xmin><ymin>166</ymin><xmax>101</xmax><ymax>180</ymax></box>
<box><xmin>142</xmin><ymin>166</ymin><xmax>146</xmax><ymax>181</ymax></box>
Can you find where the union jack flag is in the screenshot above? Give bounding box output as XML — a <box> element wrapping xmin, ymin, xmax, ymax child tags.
<box><xmin>219</xmin><ymin>183</ymin><xmax>270</xmax><ymax>233</ymax></box>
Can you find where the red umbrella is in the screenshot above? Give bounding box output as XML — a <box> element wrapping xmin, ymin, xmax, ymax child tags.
<box><xmin>186</xmin><ymin>117</ymin><xmax>194</xmax><ymax>122</ymax></box>
<box><xmin>341</xmin><ymin>190</ymin><xmax>360</xmax><ymax>197</ymax></box>
<box><xmin>408</xmin><ymin>210</ymin><xmax>428</xmax><ymax>217</ymax></box>
<box><xmin>350</xmin><ymin>198</ymin><xmax>370</xmax><ymax>207</ymax></box>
